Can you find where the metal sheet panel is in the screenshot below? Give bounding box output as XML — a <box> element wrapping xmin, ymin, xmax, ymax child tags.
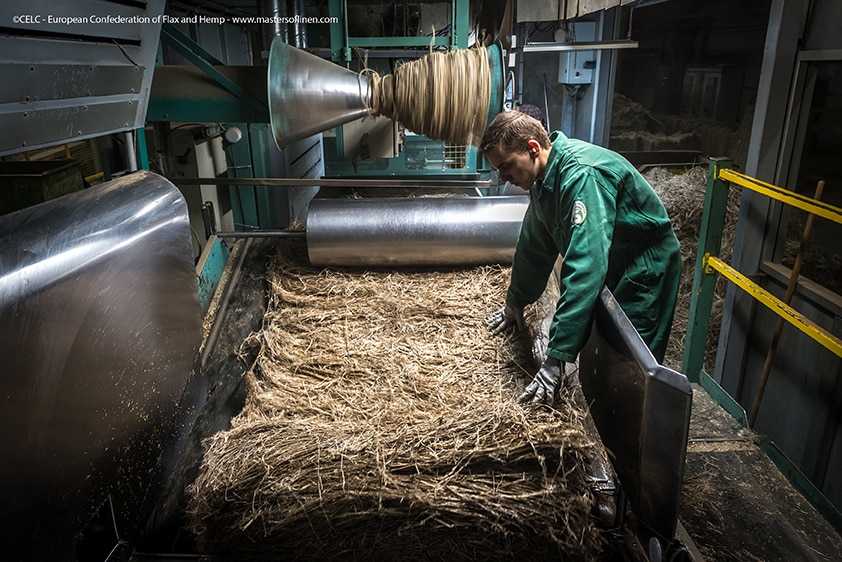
<box><xmin>0</xmin><ymin>0</ymin><xmax>165</xmax><ymax>156</ymax></box>
<box><xmin>0</xmin><ymin>64</ymin><xmax>145</xmax><ymax>102</ymax></box>
<box><xmin>0</xmin><ymin>96</ymin><xmax>141</xmax><ymax>150</ymax></box>
<box><xmin>579</xmin><ymin>287</ymin><xmax>692</xmax><ymax>541</ymax></box>
<box><xmin>0</xmin><ymin>171</ymin><xmax>203</xmax><ymax>557</ymax></box>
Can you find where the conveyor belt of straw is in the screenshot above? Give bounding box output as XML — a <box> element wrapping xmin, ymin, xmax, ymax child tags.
<box><xmin>187</xmin><ymin>239</ymin><xmax>604</xmax><ymax>561</ymax></box>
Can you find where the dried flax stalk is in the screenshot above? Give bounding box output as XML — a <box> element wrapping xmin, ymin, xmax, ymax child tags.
<box><xmin>187</xmin><ymin>240</ymin><xmax>604</xmax><ymax>561</ymax></box>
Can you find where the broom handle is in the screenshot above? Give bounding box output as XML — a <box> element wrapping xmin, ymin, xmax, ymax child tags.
<box><xmin>749</xmin><ymin>180</ymin><xmax>825</xmax><ymax>427</ymax></box>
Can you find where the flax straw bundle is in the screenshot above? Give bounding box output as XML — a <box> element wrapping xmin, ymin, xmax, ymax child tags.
<box><xmin>187</xmin><ymin>239</ymin><xmax>604</xmax><ymax>561</ymax></box>
<box><xmin>366</xmin><ymin>46</ymin><xmax>491</xmax><ymax>147</ymax></box>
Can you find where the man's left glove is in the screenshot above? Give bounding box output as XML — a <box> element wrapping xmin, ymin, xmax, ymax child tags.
<box><xmin>519</xmin><ymin>356</ymin><xmax>564</xmax><ymax>406</ymax></box>
<box><xmin>486</xmin><ymin>304</ymin><xmax>524</xmax><ymax>335</ymax></box>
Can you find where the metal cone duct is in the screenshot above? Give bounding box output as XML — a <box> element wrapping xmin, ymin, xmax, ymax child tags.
<box><xmin>268</xmin><ymin>37</ymin><xmax>370</xmax><ymax>149</ymax></box>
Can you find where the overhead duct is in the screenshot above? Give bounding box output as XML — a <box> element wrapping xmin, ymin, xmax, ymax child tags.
<box><xmin>259</xmin><ymin>0</ymin><xmax>289</xmax><ymax>55</ymax></box>
<box><xmin>289</xmin><ymin>0</ymin><xmax>307</xmax><ymax>48</ymax></box>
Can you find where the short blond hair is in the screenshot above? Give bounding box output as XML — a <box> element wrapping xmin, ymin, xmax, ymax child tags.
<box><xmin>480</xmin><ymin>111</ymin><xmax>551</xmax><ymax>155</ymax></box>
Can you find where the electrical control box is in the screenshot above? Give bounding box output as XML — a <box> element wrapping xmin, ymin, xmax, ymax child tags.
<box><xmin>558</xmin><ymin>22</ymin><xmax>596</xmax><ymax>85</ymax></box>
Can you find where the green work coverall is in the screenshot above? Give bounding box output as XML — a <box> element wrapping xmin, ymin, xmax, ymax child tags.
<box><xmin>506</xmin><ymin>131</ymin><xmax>681</xmax><ymax>363</ymax></box>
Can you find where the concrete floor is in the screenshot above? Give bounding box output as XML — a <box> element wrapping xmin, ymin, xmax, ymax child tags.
<box><xmin>679</xmin><ymin>383</ymin><xmax>842</xmax><ymax>561</ymax></box>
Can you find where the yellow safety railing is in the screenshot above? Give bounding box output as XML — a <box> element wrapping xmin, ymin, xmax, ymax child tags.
<box><xmin>703</xmin><ymin>253</ymin><xmax>842</xmax><ymax>359</ymax></box>
<box><xmin>712</xmin><ymin>167</ymin><xmax>842</xmax><ymax>360</ymax></box>
<box><xmin>718</xmin><ymin>168</ymin><xmax>842</xmax><ymax>225</ymax></box>
<box><xmin>683</xmin><ymin>160</ymin><xmax>842</xmax><ymax>392</ymax></box>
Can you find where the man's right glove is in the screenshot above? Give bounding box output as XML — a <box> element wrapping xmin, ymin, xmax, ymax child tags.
<box><xmin>519</xmin><ymin>356</ymin><xmax>564</xmax><ymax>406</ymax></box>
<box><xmin>486</xmin><ymin>304</ymin><xmax>525</xmax><ymax>335</ymax></box>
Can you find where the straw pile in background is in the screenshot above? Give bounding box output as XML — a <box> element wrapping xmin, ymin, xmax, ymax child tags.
<box><xmin>187</xmin><ymin>239</ymin><xmax>604</xmax><ymax>561</ymax></box>
<box><xmin>644</xmin><ymin>165</ymin><xmax>741</xmax><ymax>372</ymax></box>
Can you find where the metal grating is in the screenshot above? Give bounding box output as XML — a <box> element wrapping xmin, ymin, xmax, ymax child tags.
<box><xmin>444</xmin><ymin>143</ymin><xmax>468</xmax><ymax>170</ymax></box>
<box><xmin>406</xmin><ymin>140</ymin><xmax>470</xmax><ymax>172</ymax></box>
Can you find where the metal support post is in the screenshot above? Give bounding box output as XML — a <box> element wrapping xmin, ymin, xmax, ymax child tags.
<box><xmin>681</xmin><ymin>158</ymin><xmax>733</xmax><ymax>382</ymax></box>
<box><xmin>328</xmin><ymin>0</ymin><xmax>349</xmax><ymax>63</ymax></box>
<box><xmin>224</xmin><ymin>123</ymin><xmax>259</xmax><ymax>230</ymax></box>
<box><xmin>453</xmin><ymin>0</ymin><xmax>470</xmax><ymax>49</ymax></box>
<box><xmin>136</xmin><ymin>127</ymin><xmax>149</xmax><ymax>170</ymax></box>
<box><xmin>125</xmin><ymin>131</ymin><xmax>137</xmax><ymax>172</ymax></box>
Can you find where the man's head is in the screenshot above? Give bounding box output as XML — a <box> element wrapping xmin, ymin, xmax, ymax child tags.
<box><xmin>480</xmin><ymin>111</ymin><xmax>551</xmax><ymax>190</ymax></box>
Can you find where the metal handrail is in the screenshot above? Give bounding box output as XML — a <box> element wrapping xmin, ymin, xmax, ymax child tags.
<box><xmin>682</xmin><ymin>159</ymin><xmax>840</xmax><ymax>382</ymax></box>
<box><xmin>703</xmin><ymin>254</ymin><xmax>842</xmax><ymax>359</ymax></box>
<box><xmin>718</xmin><ymin>168</ymin><xmax>842</xmax><ymax>224</ymax></box>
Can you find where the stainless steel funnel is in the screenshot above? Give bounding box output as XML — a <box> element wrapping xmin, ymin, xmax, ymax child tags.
<box><xmin>268</xmin><ymin>37</ymin><xmax>370</xmax><ymax>149</ymax></box>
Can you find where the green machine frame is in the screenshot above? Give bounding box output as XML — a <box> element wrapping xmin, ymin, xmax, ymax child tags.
<box><xmin>327</xmin><ymin>0</ymin><xmax>470</xmax><ymax>62</ymax></box>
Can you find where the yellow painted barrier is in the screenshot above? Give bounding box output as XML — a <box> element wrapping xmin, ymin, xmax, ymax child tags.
<box><xmin>703</xmin><ymin>253</ymin><xmax>842</xmax><ymax>359</ymax></box>
<box><xmin>717</xmin><ymin>168</ymin><xmax>842</xmax><ymax>225</ymax></box>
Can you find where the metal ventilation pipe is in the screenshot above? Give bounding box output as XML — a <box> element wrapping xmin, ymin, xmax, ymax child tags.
<box><xmin>258</xmin><ymin>0</ymin><xmax>307</xmax><ymax>59</ymax></box>
<box><xmin>258</xmin><ymin>0</ymin><xmax>289</xmax><ymax>60</ymax></box>
<box><xmin>290</xmin><ymin>0</ymin><xmax>307</xmax><ymax>48</ymax></box>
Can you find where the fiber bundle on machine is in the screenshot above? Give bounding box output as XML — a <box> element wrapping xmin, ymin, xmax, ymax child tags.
<box><xmin>365</xmin><ymin>46</ymin><xmax>491</xmax><ymax>147</ymax></box>
<box><xmin>187</xmin><ymin>240</ymin><xmax>605</xmax><ymax>561</ymax></box>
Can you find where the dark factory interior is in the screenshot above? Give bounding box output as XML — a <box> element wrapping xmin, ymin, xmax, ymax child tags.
<box><xmin>1</xmin><ymin>1</ymin><xmax>840</xmax><ymax>560</ymax></box>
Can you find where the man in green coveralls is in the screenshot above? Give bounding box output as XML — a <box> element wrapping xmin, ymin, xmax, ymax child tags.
<box><xmin>482</xmin><ymin>111</ymin><xmax>681</xmax><ymax>406</ymax></box>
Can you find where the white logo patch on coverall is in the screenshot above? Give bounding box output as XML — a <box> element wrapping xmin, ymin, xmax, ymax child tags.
<box><xmin>572</xmin><ymin>200</ymin><xmax>587</xmax><ymax>225</ymax></box>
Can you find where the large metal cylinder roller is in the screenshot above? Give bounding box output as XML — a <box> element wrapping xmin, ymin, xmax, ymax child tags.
<box><xmin>306</xmin><ymin>196</ymin><xmax>529</xmax><ymax>267</ymax></box>
<box><xmin>0</xmin><ymin>171</ymin><xmax>203</xmax><ymax>557</ymax></box>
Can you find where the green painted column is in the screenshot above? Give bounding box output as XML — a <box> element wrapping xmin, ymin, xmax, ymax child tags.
<box><xmin>249</xmin><ymin>123</ymin><xmax>278</xmax><ymax>228</ymax></box>
<box><xmin>329</xmin><ymin>0</ymin><xmax>349</xmax><ymax>63</ymax></box>
<box><xmin>682</xmin><ymin>158</ymin><xmax>733</xmax><ymax>382</ymax></box>
<box><xmin>136</xmin><ymin>127</ymin><xmax>149</xmax><ymax>170</ymax></box>
<box><xmin>453</xmin><ymin>0</ymin><xmax>469</xmax><ymax>49</ymax></box>
<box><xmin>225</xmin><ymin>123</ymin><xmax>259</xmax><ymax>230</ymax></box>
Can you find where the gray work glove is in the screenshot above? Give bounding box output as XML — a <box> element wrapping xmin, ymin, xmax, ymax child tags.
<box><xmin>531</xmin><ymin>336</ymin><xmax>549</xmax><ymax>370</ymax></box>
<box><xmin>486</xmin><ymin>304</ymin><xmax>524</xmax><ymax>335</ymax></box>
<box><xmin>519</xmin><ymin>356</ymin><xmax>564</xmax><ymax>406</ymax></box>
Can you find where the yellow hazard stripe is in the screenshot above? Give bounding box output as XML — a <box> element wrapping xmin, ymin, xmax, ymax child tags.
<box><xmin>717</xmin><ymin>168</ymin><xmax>842</xmax><ymax>225</ymax></box>
<box><xmin>704</xmin><ymin>254</ymin><xmax>842</xmax><ymax>359</ymax></box>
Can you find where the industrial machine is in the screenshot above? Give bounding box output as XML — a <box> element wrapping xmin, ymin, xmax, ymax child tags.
<box><xmin>0</xmin><ymin>172</ymin><xmax>204</xmax><ymax>560</ymax></box>
<box><xmin>0</xmin><ymin>30</ymin><xmax>698</xmax><ymax>559</ymax></box>
<box><xmin>5</xmin><ymin>0</ymin><xmax>842</xmax><ymax>559</ymax></box>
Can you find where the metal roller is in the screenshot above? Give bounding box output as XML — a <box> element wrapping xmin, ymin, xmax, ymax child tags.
<box><xmin>0</xmin><ymin>171</ymin><xmax>202</xmax><ymax>557</ymax></box>
<box><xmin>306</xmin><ymin>196</ymin><xmax>529</xmax><ymax>267</ymax></box>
